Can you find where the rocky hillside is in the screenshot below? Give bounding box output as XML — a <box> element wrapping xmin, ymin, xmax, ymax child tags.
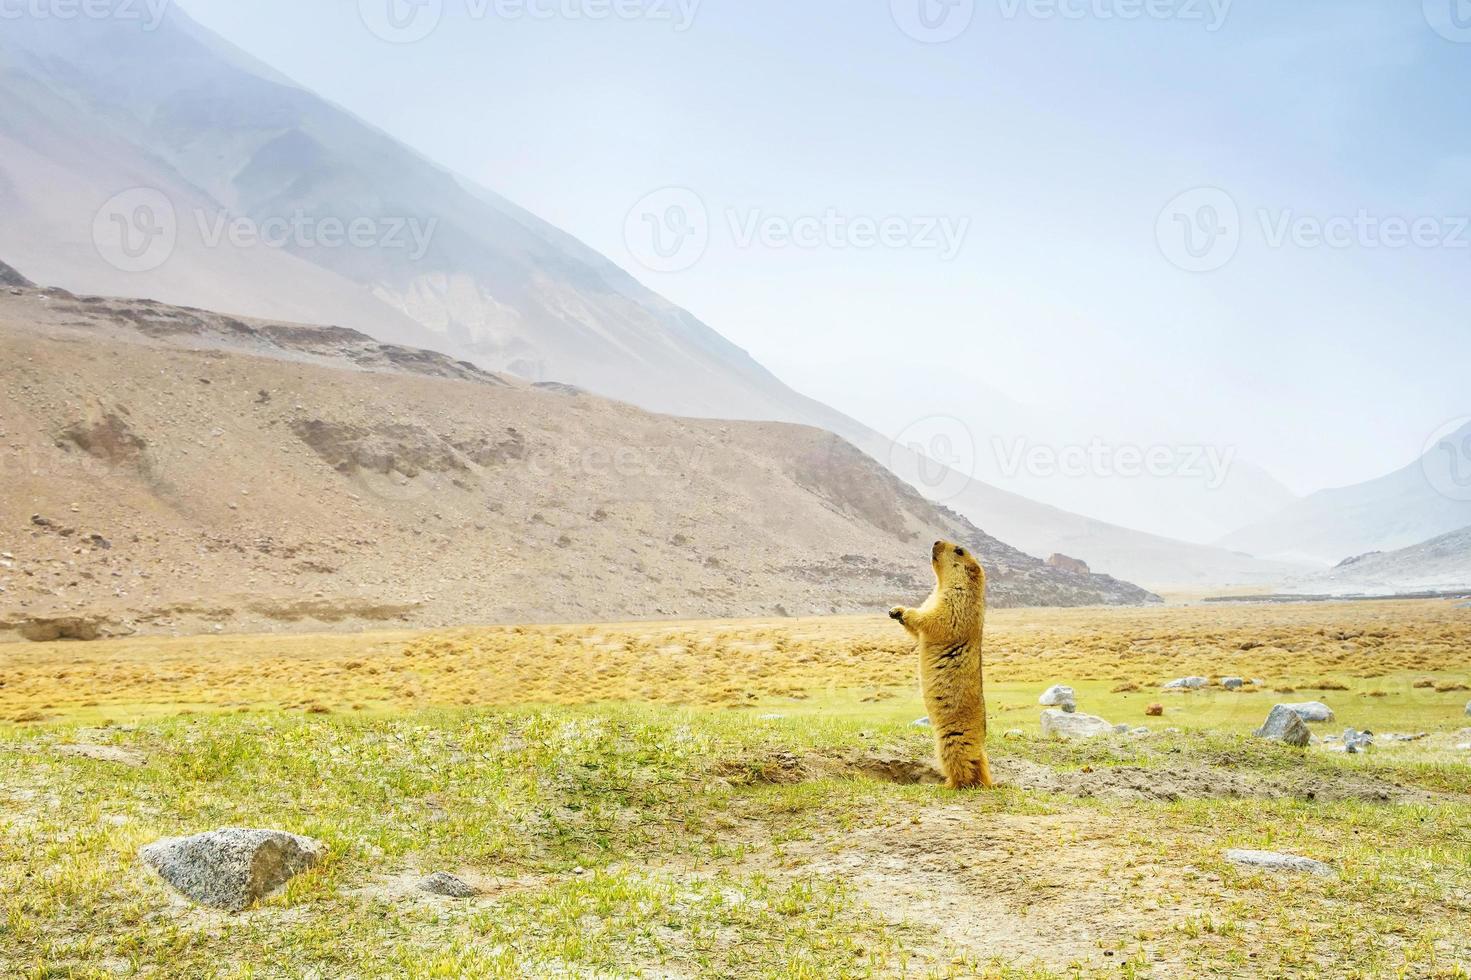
<box><xmin>1219</xmin><ymin>423</ymin><xmax>1471</xmax><ymax>567</ymax></box>
<box><xmin>0</xmin><ymin>10</ymin><xmax>1300</xmax><ymax>591</ymax></box>
<box><xmin>0</xmin><ymin>282</ymin><xmax>1156</xmax><ymax>640</ymax></box>
<box><xmin>1287</xmin><ymin>526</ymin><xmax>1471</xmax><ymax>596</ymax></box>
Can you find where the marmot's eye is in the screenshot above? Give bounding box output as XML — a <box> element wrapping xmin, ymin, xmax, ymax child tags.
<box><xmin>955</xmin><ymin>547</ymin><xmax>966</xmax><ymax>558</ymax></box>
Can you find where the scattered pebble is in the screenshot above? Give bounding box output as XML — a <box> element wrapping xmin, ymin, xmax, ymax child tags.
<box><xmin>418</xmin><ymin>872</ymin><xmax>481</xmax><ymax>898</ymax></box>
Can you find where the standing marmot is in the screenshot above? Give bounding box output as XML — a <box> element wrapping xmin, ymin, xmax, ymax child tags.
<box><xmin>889</xmin><ymin>540</ymin><xmax>994</xmax><ymax>789</ymax></box>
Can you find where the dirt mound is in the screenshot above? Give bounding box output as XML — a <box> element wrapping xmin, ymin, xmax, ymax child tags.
<box><xmin>724</xmin><ymin>748</ymin><xmax>1432</xmax><ymax>803</ymax></box>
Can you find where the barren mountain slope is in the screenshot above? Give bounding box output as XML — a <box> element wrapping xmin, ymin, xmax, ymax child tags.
<box><xmin>1287</xmin><ymin>525</ymin><xmax>1471</xmax><ymax>596</ymax></box>
<box><xmin>0</xmin><ymin>12</ymin><xmax>1300</xmax><ymax>589</ymax></box>
<box><xmin>0</xmin><ymin>285</ymin><xmax>1155</xmax><ymax>639</ymax></box>
<box><xmin>1219</xmin><ymin>426</ymin><xmax>1471</xmax><ymax>566</ymax></box>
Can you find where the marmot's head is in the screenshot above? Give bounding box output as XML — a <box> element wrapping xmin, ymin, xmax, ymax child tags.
<box><xmin>931</xmin><ymin>539</ymin><xmax>985</xmax><ymax>593</ymax></box>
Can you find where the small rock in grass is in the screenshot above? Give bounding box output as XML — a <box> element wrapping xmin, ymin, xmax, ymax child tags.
<box><xmin>911</xmin><ymin>717</ymin><xmax>931</xmax><ymax>727</ymax></box>
<box><xmin>57</xmin><ymin>744</ymin><xmax>146</xmax><ymax>767</ymax></box>
<box><xmin>1145</xmin><ymin>703</ymin><xmax>1164</xmax><ymax>717</ymax></box>
<box><xmin>1038</xmin><ymin>685</ymin><xmax>1077</xmax><ymax>712</ymax></box>
<box><xmin>1003</xmin><ymin>729</ymin><xmax>1025</xmax><ymax>739</ymax></box>
<box><xmin>1465</xmin><ymin>700</ymin><xmax>1470</xmax><ymax>717</ymax></box>
<box><xmin>1254</xmin><ymin>705</ymin><xmax>1311</xmax><ymax>747</ymax></box>
<box><xmin>418</xmin><ymin>872</ymin><xmax>481</xmax><ymax>898</ymax></box>
<box><xmin>1343</xmin><ymin>728</ymin><xmax>1374</xmax><ymax>754</ymax></box>
<box><xmin>1113</xmin><ymin>723</ymin><xmax>1131</xmax><ymax>733</ymax></box>
<box><xmin>141</xmin><ymin>829</ymin><xmax>325</xmax><ymax>911</ymax></box>
<box><xmin>1163</xmin><ymin>677</ymin><xmax>1207</xmax><ymax>690</ymax></box>
<box><xmin>1222</xmin><ymin>677</ymin><xmax>1244</xmax><ymax>691</ymax></box>
<box><xmin>1130</xmin><ymin>727</ymin><xmax>1151</xmax><ymax>736</ymax></box>
<box><xmin>1284</xmin><ymin>702</ymin><xmax>1335</xmax><ymax>723</ymax></box>
<box><xmin>1040</xmin><ymin>708</ymin><xmax>1113</xmax><ymax>740</ymax></box>
<box><xmin>1226</xmin><ymin>849</ymin><xmax>1334</xmax><ymax>877</ymax></box>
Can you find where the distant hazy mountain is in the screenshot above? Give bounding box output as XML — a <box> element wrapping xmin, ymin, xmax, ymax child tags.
<box><xmin>1287</xmin><ymin>525</ymin><xmax>1471</xmax><ymax>596</ymax></box>
<box><xmin>0</xmin><ymin>6</ymin><xmax>1301</xmax><ymax>589</ymax></box>
<box><xmin>1219</xmin><ymin>421</ymin><xmax>1471</xmax><ymax>565</ymax></box>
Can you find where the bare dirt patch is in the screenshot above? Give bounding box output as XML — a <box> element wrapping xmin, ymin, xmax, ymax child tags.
<box><xmin>789</xmin><ymin>806</ymin><xmax>1198</xmax><ymax>972</ymax></box>
<box><xmin>721</xmin><ymin>748</ymin><xmax>1438</xmax><ymax>804</ymax></box>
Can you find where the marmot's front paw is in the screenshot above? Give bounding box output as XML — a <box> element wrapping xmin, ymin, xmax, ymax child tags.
<box><xmin>888</xmin><ymin>606</ymin><xmax>906</xmax><ymax>622</ymax></box>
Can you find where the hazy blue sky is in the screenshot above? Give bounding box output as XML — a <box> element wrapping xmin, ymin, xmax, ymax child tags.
<box><xmin>177</xmin><ymin>0</ymin><xmax>1471</xmax><ymax>495</ymax></box>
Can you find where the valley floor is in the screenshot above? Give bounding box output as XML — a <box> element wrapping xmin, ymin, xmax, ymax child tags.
<box><xmin>3</xmin><ymin>601</ymin><xmax>1471</xmax><ymax>977</ymax></box>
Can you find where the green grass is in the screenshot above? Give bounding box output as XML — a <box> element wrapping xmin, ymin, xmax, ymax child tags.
<box><xmin>3</xmin><ymin>702</ymin><xmax>1470</xmax><ymax>978</ymax></box>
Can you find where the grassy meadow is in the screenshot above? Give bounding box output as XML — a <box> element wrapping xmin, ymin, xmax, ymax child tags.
<box><xmin>2</xmin><ymin>600</ymin><xmax>1470</xmax><ymax>977</ymax></box>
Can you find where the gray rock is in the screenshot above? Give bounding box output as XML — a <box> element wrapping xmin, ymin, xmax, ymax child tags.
<box><xmin>1343</xmin><ymin>728</ymin><xmax>1374</xmax><ymax>754</ymax></box>
<box><xmin>1113</xmin><ymin>723</ymin><xmax>1131</xmax><ymax>733</ymax></box>
<box><xmin>57</xmin><ymin>744</ymin><xmax>146</xmax><ymax>767</ymax></box>
<box><xmin>1163</xmin><ymin>677</ymin><xmax>1208</xmax><ymax>690</ymax></box>
<box><xmin>1465</xmin><ymin>700</ymin><xmax>1470</xmax><ymax>717</ymax></box>
<box><xmin>1284</xmin><ymin>701</ymin><xmax>1335</xmax><ymax>723</ymax></box>
<box><xmin>1002</xmin><ymin>728</ymin><xmax>1026</xmax><ymax>739</ymax></box>
<box><xmin>1040</xmin><ymin>708</ymin><xmax>1113</xmax><ymax>740</ymax></box>
<box><xmin>140</xmin><ymin>829</ymin><xmax>325</xmax><ymax>911</ymax></box>
<box><xmin>1130</xmin><ymin>727</ymin><xmax>1151</xmax><ymax>736</ymax></box>
<box><xmin>1254</xmin><ymin>705</ymin><xmax>1311</xmax><ymax>747</ymax></box>
<box><xmin>1222</xmin><ymin>677</ymin><xmax>1244</xmax><ymax>690</ymax></box>
<box><xmin>911</xmin><ymin>717</ymin><xmax>931</xmax><ymax>727</ymax></box>
<box><xmin>1226</xmin><ymin>849</ymin><xmax>1335</xmax><ymax>877</ymax></box>
<box><xmin>1250</xmin><ymin>678</ymin><xmax>1266</xmax><ymax>687</ymax></box>
<box><xmin>1038</xmin><ymin>685</ymin><xmax>1077</xmax><ymax>712</ymax></box>
<box><xmin>418</xmin><ymin>872</ymin><xmax>481</xmax><ymax>898</ymax></box>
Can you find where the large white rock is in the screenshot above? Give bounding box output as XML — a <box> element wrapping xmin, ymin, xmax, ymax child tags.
<box><xmin>1163</xmin><ymin>677</ymin><xmax>1208</xmax><ymax>690</ymax></box>
<box><xmin>141</xmin><ymin>829</ymin><xmax>325</xmax><ymax>911</ymax></box>
<box><xmin>1038</xmin><ymin>685</ymin><xmax>1077</xmax><ymax>712</ymax></box>
<box><xmin>1041</xmin><ymin>708</ymin><xmax>1113</xmax><ymax>740</ymax></box>
<box><xmin>1283</xmin><ymin>702</ymin><xmax>1335</xmax><ymax>723</ymax></box>
<box><xmin>1254</xmin><ymin>705</ymin><xmax>1311</xmax><ymax>747</ymax></box>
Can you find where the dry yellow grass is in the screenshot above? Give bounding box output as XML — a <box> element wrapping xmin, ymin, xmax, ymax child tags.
<box><xmin>4</xmin><ymin>599</ymin><xmax>1469</xmax><ymax>721</ymax></box>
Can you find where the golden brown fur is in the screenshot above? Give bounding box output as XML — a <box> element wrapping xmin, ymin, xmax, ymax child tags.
<box><xmin>889</xmin><ymin>540</ymin><xmax>993</xmax><ymax>789</ymax></box>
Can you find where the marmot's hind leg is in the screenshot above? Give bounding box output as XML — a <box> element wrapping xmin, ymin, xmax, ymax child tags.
<box><xmin>944</xmin><ymin>750</ymin><xmax>995</xmax><ymax>790</ymax></box>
